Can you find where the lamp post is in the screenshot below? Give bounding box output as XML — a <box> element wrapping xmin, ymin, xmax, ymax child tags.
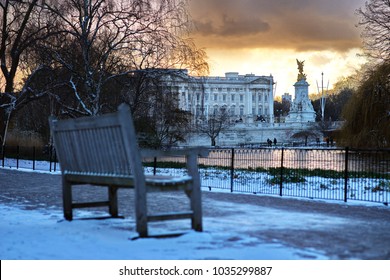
<box><xmin>316</xmin><ymin>72</ymin><xmax>329</xmax><ymax>123</ymax></box>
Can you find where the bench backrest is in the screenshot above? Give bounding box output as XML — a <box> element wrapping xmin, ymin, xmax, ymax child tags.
<box><xmin>50</xmin><ymin>104</ymin><xmax>145</xmax><ymax>181</ymax></box>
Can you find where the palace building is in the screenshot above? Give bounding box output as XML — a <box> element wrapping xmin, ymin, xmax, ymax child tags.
<box><xmin>173</xmin><ymin>70</ymin><xmax>275</xmax><ymax>124</ymax></box>
<box><xmin>158</xmin><ymin>66</ymin><xmax>320</xmax><ymax>146</ymax></box>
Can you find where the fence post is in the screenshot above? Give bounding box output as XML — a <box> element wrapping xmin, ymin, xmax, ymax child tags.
<box><xmin>153</xmin><ymin>157</ymin><xmax>157</xmax><ymax>175</ymax></box>
<box><xmin>280</xmin><ymin>147</ymin><xmax>284</xmax><ymax>196</ymax></box>
<box><xmin>53</xmin><ymin>151</ymin><xmax>57</xmax><ymax>172</ymax></box>
<box><xmin>1</xmin><ymin>145</ymin><xmax>4</xmax><ymax>168</ymax></box>
<box><xmin>49</xmin><ymin>145</ymin><xmax>54</xmax><ymax>172</ymax></box>
<box><xmin>16</xmin><ymin>145</ymin><xmax>19</xmax><ymax>169</ymax></box>
<box><xmin>344</xmin><ymin>147</ymin><xmax>349</xmax><ymax>202</ymax></box>
<box><xmin>32</xmin><ymin>146</ymin><xmax>36</xmax><ymax>170</ymax></box>
<box><xmin>230</xmin><ymin>148</ymin><xmax>235</xmax><ymax>193</ymax></box>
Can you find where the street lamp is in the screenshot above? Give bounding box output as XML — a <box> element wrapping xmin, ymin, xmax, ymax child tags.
<box><xmin>316</xmin><ymin>72</ymin><xmax>329</xmax><ymax>123</ymax></box>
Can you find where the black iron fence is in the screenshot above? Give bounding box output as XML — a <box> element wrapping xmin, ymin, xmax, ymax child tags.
<box><xmin>146</xmin><ymin>147</ymin><xmax>390</xmax><ymax>206</ymax></box>
<box><xmin>1</xmin><ymin>145</ymin><xmax>58</xmax><ymax>172</ymax></box>
<box><xmin>1</xmin><ymin>145</ymin><xmax>389</xmax><ymax>205</ymax></box>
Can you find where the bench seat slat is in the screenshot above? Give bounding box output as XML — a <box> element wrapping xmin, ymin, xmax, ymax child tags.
<box><xmin>145</xmin><ymin>175</ymin><xmax>192</xmax><ymax>186</ymax></box>
<box><xmin>64</xmin><ymin>173</ymin><xmax>193</xmax><ymax>189</ymax></box>
<box><xmin>64</xmin><ymin>173</ymin><xmax>135</xmax><ymax>187</ymax></box>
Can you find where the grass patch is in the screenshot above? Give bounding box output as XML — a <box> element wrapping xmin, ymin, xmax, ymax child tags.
<box><xmin>267</xmin><ymin>168</ymin><xmax>306</xmax><ymax>184</ymax></box>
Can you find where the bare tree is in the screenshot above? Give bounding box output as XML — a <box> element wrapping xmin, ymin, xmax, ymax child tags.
<box><xmin>0</xmin><ymin>0</ymin><xmax>59</xmax><ymax>144</ymax></box>
<box><xmin>198</xmin><ymin>108</ymin><xmax>231</xmax><ymax>146</ymax></box>
<box><xmin>123</xmin><ymin>69</ymin><xmax>192</xmax><ymax>148</ymax></box>
<box><xmin>42</xmin><ymin>0</ymin><xmax>208</xmax><ymax>117</ymax></box>
<box><xmin>1</xmin><ymin>0</ymin><xmax>208</xmax><ymax>144</ymax></box>
<box><xmin>356</xmin><ymin>0</ymin><xmax>390</xmax><ymax>61</ymax></box>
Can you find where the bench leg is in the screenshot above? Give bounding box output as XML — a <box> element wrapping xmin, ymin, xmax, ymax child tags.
<box><xmin>135</xmin><ymin>185</ymin><xmax>148</xmax><ymax>237</ymax></box>
<box><xmin>186</xmin><ymin>154</ymin><xmax>203</xmax><ymax>232</ymax></box>
<box><xmin>62</xmin><ymin>178</ymin><xmax>73</xmax><ymax>221</ymax></box>
<box><xmin>190</xmin><ymin>183</ymin><xmax>203</xmax><ymax>232</ymax></box>
<box><xmin>108</xmin><ymin>186</ymin><xmax>119</xmax><ymax>217</ymax></box>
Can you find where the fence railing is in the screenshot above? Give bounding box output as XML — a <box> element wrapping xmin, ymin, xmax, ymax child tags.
<box><xmin>1</xmin><ymin>145</ymin><xmax>389</xmax><ymax>205</ymax></box>
<box><xmin>146</xmin><ymin>147</ymin><xmax>390</xmax><ymax>206</ymax></box>
<box><xmin>1</xmin><ymin>145</ymin><xmax>58</xmax><ymax>172</ymax></box>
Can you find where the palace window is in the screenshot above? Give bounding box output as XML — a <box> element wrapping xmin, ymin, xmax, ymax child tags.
<box><xmin>196</xmin><ymin>105</ymin><xmax>201</xmax><ymax>116</ymax></box>
<box><xmin>230</xmin><ymin>105</ymin><xmax>236</xmax><ymax>116</ymax></box>
<box><xmin>213</xmin><ymin>105</ymin><xmax>219</xmax><ymax>115</ymax></box>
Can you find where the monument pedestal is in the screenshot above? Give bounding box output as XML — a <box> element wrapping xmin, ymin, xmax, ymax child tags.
<box><xmin>286</xmin><ymin>79</ymin><xmax>315</xmax><ymax>123</ymax></box>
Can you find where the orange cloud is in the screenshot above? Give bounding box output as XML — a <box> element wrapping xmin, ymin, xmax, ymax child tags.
<box><xmin>190</xmin><ymin>0</ymin><xmax>365</xmax><ymax>52</ymax></box>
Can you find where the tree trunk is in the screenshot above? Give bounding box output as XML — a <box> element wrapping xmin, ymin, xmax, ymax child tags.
<box><xmin>2</xmin><ymin>110</ymin><xmax>11</xmax><ymax>146</ymax></box>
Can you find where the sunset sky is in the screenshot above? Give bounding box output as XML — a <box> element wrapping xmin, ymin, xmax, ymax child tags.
<box><xmin>189</xmin><ymin>0</ymin><xmax>368</xmax><ymax>96</ymax></box>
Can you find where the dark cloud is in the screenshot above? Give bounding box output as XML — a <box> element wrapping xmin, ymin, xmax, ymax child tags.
<box><xmin>194</xmin><ymin>15</ymin><xmax>270</xmax><ymax>37</ymax></box>
<box><xmin>189</xmin><ymin>0</ymin><xmax>365</xmax><ymax>52</ymax></box>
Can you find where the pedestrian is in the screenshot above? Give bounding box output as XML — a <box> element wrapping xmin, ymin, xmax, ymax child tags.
<box><xmin>273</xmin><ymin>138</ymin><xmax>277</xmax><ymax>146</ymax></box>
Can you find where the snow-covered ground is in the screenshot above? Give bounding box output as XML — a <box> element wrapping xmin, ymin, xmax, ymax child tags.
<box><xmin>1</xmin><ymin>159</ymin><xmax>388</xmax><ymax>260</ymax></box>
<box><xmin>0</xmin><ymin>203</ymin><xmax>327</xmax><ymax>260</ymax></box>
<box><xmin>0</xmin><ymin>160</ymin><xmax>327</xmax><ymax>260</ymax></box>
<box><xmin>1</xmin><ymin>160</ymin><xmax>389</xmax><ymax>279</ymax></box>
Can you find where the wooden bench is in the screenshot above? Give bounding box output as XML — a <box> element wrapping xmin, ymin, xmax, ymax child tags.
<box><xmin>49</xmin><ymin>103</ymin><xmax>208</xmax><ymax>237</ymax></box>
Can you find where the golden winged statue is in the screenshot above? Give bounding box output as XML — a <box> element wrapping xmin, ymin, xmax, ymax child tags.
<box><xmin>296</xmin><ymin>59</ymin><xmax>307</xmax><ymax>81</ymax></box>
